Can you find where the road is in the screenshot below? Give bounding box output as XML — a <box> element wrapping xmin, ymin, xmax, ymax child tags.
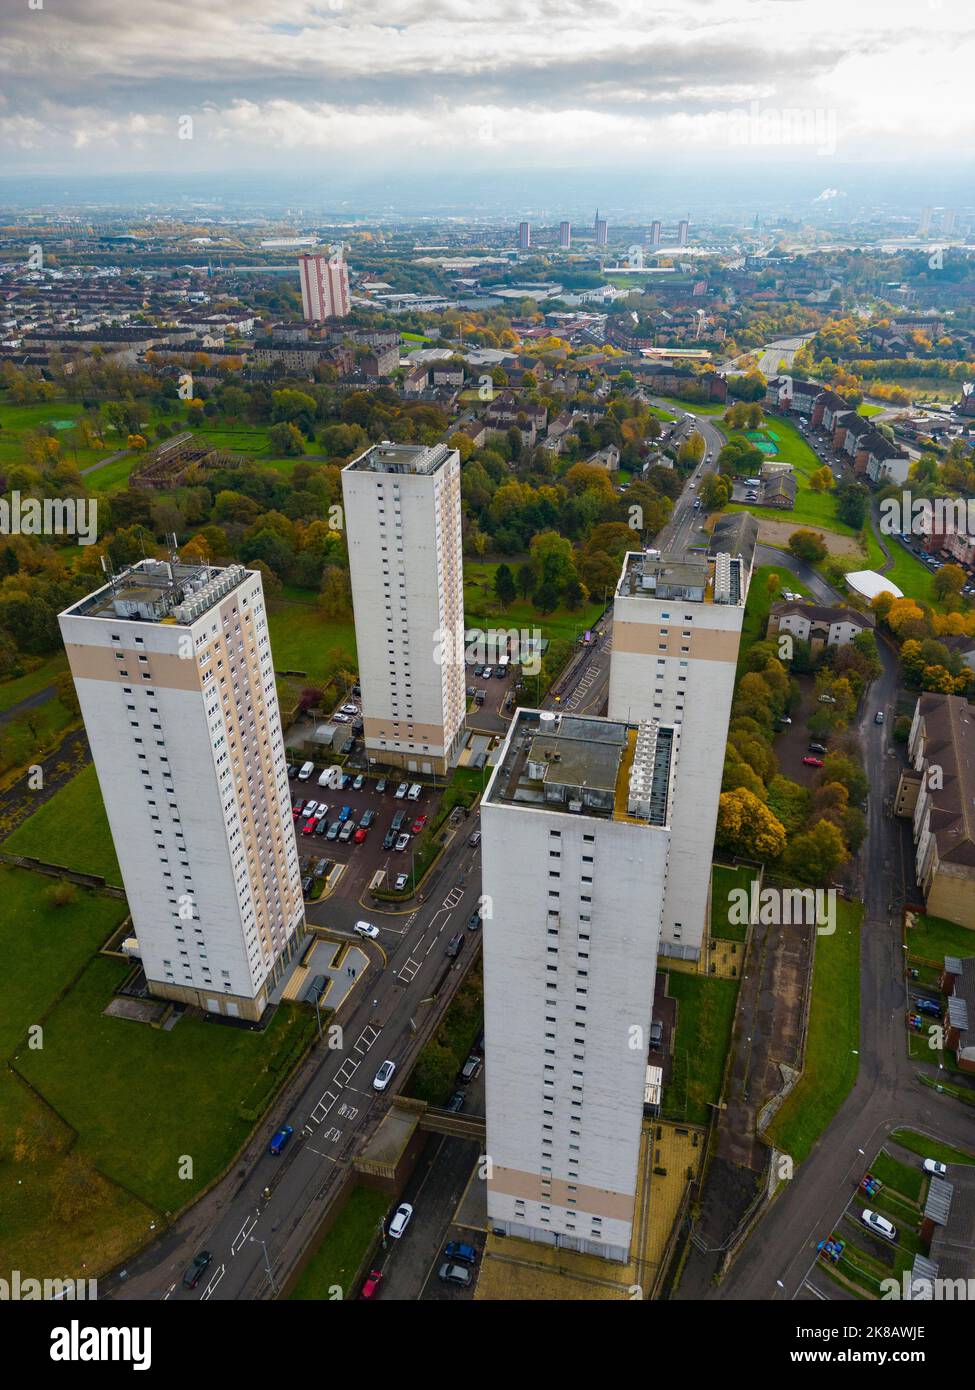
<box><xmin>107</xmin><ymin>819</ymin><xmax>487</xmax><ymax>1303</ymax></box>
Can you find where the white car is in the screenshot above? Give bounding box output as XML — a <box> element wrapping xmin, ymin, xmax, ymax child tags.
<box><xmin>393</xmin><ymin>873</ymin><xmax>409</xmax><ymax>891</ymax></box>
<box><xmin>387</xmin><ymin>1202</ymin><xmax>413</xmax><ymax>1239</ymax></box>
<box><xmin>333</xmin><ymin>712</ymin><xmax>350</xmax><ymax>723</ymax></box>
<box><xmin>298</xmin><ymin>761</ymin><xmax>315</xmax><ymax>781</ymax></box>
<box><xmin>341</xmin><ymin>704</ymin><xmax>358</xmax><ymax>715</ymax></box>
<box><xmin>373</xmin><ymin>1059</ymin><xmax>396</xmax><ymax>1092</ymax></box>
<box><xmin>354</xmin><ymin>920</ymin><xmax>380</xmax><ymax>940</ymax></box>
<box><xmin>303</xmin><ymin>800</ymin><xmax>319</xmax><ymax>819</ymax></box>
<box><xmin>861</xmin><ymin>1209</ymin><xmax>897</xmax><ymax>1241</ymax></box>
<box><xmin>923</xmin><ymin>1158</ymin><xmax>948</xmax><ymax>1177</ymax></box>
<box><xmin>394</xmin><ymin>782</ymin><xmax>409</xmax><ymax>799</ymax></box>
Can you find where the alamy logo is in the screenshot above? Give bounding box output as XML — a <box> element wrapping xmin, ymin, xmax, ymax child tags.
<box><xmin>0</xmin><ymin>491</ymin><xmax>98</xmax><ymax>546</ymax></box>
<box><xmin>50</xmin><ymin>1320</ymin><xmax>151</xmax><ymax>1371</ymax></box>
<box><xmin>879</xmin><ymin>490</ymin><xmax>975</xmax><ymax>538</ymax></box>
<box><xmin>1</xmin><ymin>1270</ymin><xmax>97</xmax><ymax>1301</ymax></box>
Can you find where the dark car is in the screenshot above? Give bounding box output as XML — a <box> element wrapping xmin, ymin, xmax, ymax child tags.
<box><xmin>808</xmin><ymin>742</ymin><xmax>827</xmax><ymax>755</ymax></box>
<box><xmin>314</xmin><ymin>818</ymin><xmax>330</xmax><ymax>837</ymax></box>
<box><xmin>469</xmin><ymin>830</ymin><xmax>481</xmax><ymax>847</ymax></box>
<box><xmin>443</xmin><ymin>1241</ymin><xmax>478</xmax><ymax>1267</ymax></box>
<box><xmin>467</xmin><ymin>910</ymin><xmax>482</xmax><ymax>932</ymax></box>
<box><xmin>360</xmin><ymin>809</ymin><xmax>376</xmax><ymax>828</ymax></box>
<box><xmin>383</xmin><ymin>828</ymin><xmax>397</xmax><ymax>850</ymax></box>
<box><xmin>301</xmin><ymin>875</ymin><xmax>314</xmax><ymax>895</ymax></box>
<box><xmin>438</xmin><ymin>1262</ymin><xmax>472</xmax><ymax>1287</ymax></box>
<box><xmin>915</xmin><ymin>998</ymin><xmax>943</xmax><ymax>1017</ymax></box>
<box><xmin>181</xmin><ymin>1250</ymin><xmax>212</xmax><ymax>1289</ymax></box>
<box><xmin>446</xmin><ymin>932</ymin><xmax>464</xmax><ymax>959</ymax></box>
<box><xmin>445</xmin><ymin>1090</ymin><xmax>465</xmax><ymax>1113</ymax></box>
<box><xmin>269</xmin><ymin>1124</ymin><xmax>294</xmax><ymax>1155</ymax></box>
<box><xmin>459</xmin><ymin>1054</ymin><xmax>482</xmax><ymax>1083</ymax></box>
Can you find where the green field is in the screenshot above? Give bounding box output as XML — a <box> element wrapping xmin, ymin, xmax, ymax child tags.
<box><xmin>4</xmin><ymin>763</ymin><xmax>122</xmax><ymax>883</ymax></box>
<box><xmin>663</xmin><ymin>972</ymin><xmax>739</xmax><ymax>1125</ymax></box>
<box><xmin>265</xmin><ymin>596</ymin><xmax>357</xmax><ymax>682</ymax></box>
<box><xmin>726</xmin><ymin>416</ymin><xmax>860</xmax><ymax>536</ymax></box>
<box><xmin>889</xmin><ymin>1129</ymin><xmax>975</xmax><ymax>1168</ymax></box>
<box><xmin>710</xmin><ymin>863</ymin><xmax>754</xmax><ymax>942</ymax></box>
<box><xmin>290</xmin><ymin>1186</ymin><xmax>389</xmax><ymax>1300</ymax></box>
<box><xmin>767</xmin><ymin>898</ymin><xmax>862</xmax><ymax>1164</ymax></box>
<box><xmin>463</xmin><ymin>559</ymin><xmax>606</xmax><ymax>646</ymax></box>
<box><xmin>0</xmin><ymin>656</ymin><xmax>68</xmax><ymax>713</ymax></box>
<box><xmin>907</xmin><ymin>913</ymin><xmax>975</xmax><ymax>965</ymax></box>
<box><xmin>864</xmin><ymin>524</ymin><xmax>938</xmax><ymax>606</ymax></box>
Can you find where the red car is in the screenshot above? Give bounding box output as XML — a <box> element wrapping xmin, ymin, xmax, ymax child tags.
<box><xmin>802</xmin><ymin>755</ymin><xmax>824</xmax><ymax>768</ymax></box>
<box><xmin>360</xmin><ymin>1268</ymin><xmax>383</xmax><ymax>1300</ymax></box>
<box><xmin>302</xmin><ymin>817</ymin><xmax>317</xmax><ymax>834</ymax></box>
<box><xmin>354</xmin><ymin>827</ymin><xmax>368</xmax><ymax>844</ymax></box>
<box><xmin>412</xmin><ymin>814</ymin><xmax>427</xmax><ymax>834</ymax></box>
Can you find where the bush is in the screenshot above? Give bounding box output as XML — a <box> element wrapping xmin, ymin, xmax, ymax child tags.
<box><xmin>43</xmin><ymin>881</ymin><xmax>78</xmax><ymax>909</ymax></box>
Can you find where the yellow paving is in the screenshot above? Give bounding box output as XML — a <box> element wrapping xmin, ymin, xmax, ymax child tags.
<box><xmin>709</xmin><ymin>935</ymin><xmax>746</xmax><ymax>979</ymax></box>
<box><xmin>474</xmin><ymin>1119</ymin><xmax>705</xmax><ymax>1301</ymax></box>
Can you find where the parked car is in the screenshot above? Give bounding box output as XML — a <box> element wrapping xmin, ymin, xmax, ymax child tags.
<box><xmin>360</xmin><ymin>1269</ymin><xmax>383</xmax><ymax>1300</ymax></box>
<box><xmin>394</xmin><ymin>782</ymin><xmax>409</xmax><ymax>799</ymax></box>
<box><xmin>443</xmin><ymin>1241</ymin><xmax>478</xmax><ymax>1266</ymax></box>
<box><xmin>373</xmin><ymin>1059</ymin><xmax>396</xmax><ymax>1091</ymax></box>
<box><xmin>445</xmin><ymin>1090</ymin><xmax>465</xmax><ymax>1113</ymax></box>
<box><xmin>333</xmin><ymin>712</ymin><xmax>350</xmax><ymax>723</ymax></box>
<box><xmin>354</xmin><ymin>920</ymin><xmax>380</xmax><ymax>940</ymax></box>
<box><xmin>650</xmin><ymin>1019</ymin><xmax>663</xmax><ymax>1048</ymax></box>
<box><xmin>394</xmin><ymin>873</ymin><xmax>409</xmax><ymax>891</ymax></box>
<box><xmin>438</xmin><ymin>1262</ymin><xmax>472</xmax><ymax>1287</ymax></box>
<box><xmin>412</xmin><ymin>814</ymin><xmax>427</xmax><ymax>834</ymax></box>
<box><xmin>473</xmin><ymin>665</ymin><xmax>484</xmax><ymax>677</ymax></box>
<box><xmin>777</xmin><ymin>716</ymin><xmax>792</xmax><ymax>725</ymax></box>
<box><xmin>269</xmin><ymin>1125</ymin><xmax>294</xmax><ymax>1156</ymax></box>
<box><xmin>395</xmin><ymin>833</ymin><xmax>411</xmax><ymax>852</ymax></box>
<box><xmin>376</xmin><ymin>779</ymin><xmax>387</xmax><ymax>794</ymax></box>
<box><xmin>360</xmin><ymin>809</ymin><xmax>376</xmax><ymax>828</ymax></box>
<box><xmin>915</xmin><ymin>998</ymin><xmax>943</xmax><ymax>1017</ymax></box>
<box><xmin>182</xmin><ymin>1250</ymin><xmax>212</xmax><ymax>1289</ymax></box>
<box><xmin>354</xmin><ymin>827</ymin><xmax>368</xmax><ymax>844</ymax></box>
<box><xmin>339</xmin><ymin>821</ymin><xmax>355</xmax><ymax>843</ymax></box>
<box><xmin>482</xmin><ymin>666</ymin><xmax>493</xmax><ymax>679</ymax></box>
<box><xmin>459</xmin><ymin>1054</ymin><xmax>482</xmax><ymax>1083</ymax></box>
<box><xmin>861</xmin><ymin>1209</ymin><xmax>897</xmax><ymax>1241</ymax></box>
<box><xmin>446</xmin><ymin>932</ymin><xmax>464</xmax><ymax>959</ymax></box>
<box><xmin>314</xmin><ymin>818</ymin><xmax>330</xmax><ymax>838</ymax></box>
<box><xmin>467</xmin><ymin>910</ymin><xmax>482</xmax><ymax>932</ymax></box>
<box><xmin>923</xmin><ymin>1159</ymin><xmax>948</xmax><ymax>1177</ymax></box>
<box><xmin>808</xmin><ymin>742</ymin><xmax>828</xmax><ymax>755</ymax></box>
<box><xmin>388</xmin><ymin>1202</ymin><xmax>413</xmax><ymax>1239</ymax></box>
<box><xmin>337</xmin><ymin>805</ymin><xmax>352</xmax><ymax>822</ymax></box>
<box><xmin>874</xmin><ymin>711</ymin><xmax>885</xmax><ymax>724</ymax></box>
<box><xmin>802</xmin><ymin>755</ymin><xmax>824</xmax><ymax>768</ymax></box>
<box><xmin>298</xmin><ymin>761</ymin><xmax>315</xmax><ymax>781</ymax></box>
<box><xmin>353</xmin><ymin>774</ymin><xmax>365</xmax><ymax>790</ymax></box>
<box><xmin>383</xmin><ymin>828</ymin><xmax>397</xmax><ymax>850</ymax></box>
<box><xmin>469</xmin><ymin>830</ymin><xmax>481</xmax><ymax>847</ymax></box>
<box><xmin>341</xmin><ymin>703</ymin><xmax>358</xmax><ymax>715</ymax></box>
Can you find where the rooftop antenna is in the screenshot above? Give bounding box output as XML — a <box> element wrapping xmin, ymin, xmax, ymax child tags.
<box><xmin>169</xmin><ymin>532</ymin><xmax>180</xmax><ymax>565</ymax></box>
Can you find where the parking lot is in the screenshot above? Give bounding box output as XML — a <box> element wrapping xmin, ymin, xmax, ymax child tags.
<box><xmin>289</xmin><ymin>763</ymin><xmax>446</xmax><ymax>904</ymax></box>
<box><xmin>464</xmin><ymin>657</ymin><xmax>523</xmax><ymax>734</ymax></box>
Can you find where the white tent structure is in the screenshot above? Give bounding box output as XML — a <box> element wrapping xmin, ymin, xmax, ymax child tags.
<box><xmin>845</xmin><ymin>570</ymin><xmax>903</xmax><ymax>602</ymax></box>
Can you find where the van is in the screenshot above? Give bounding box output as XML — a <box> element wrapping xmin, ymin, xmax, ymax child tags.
<box><xmin>407</xmin><ymin>783</ymin><xmax>422</xmax><ymax>802</ymax></box>
<box><xmin>298</xmin><ymin>761</ymin><xmax>315</xmax><ymax>781</ymax></box>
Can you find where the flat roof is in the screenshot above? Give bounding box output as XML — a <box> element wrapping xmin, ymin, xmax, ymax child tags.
<box><xmin>345</xmin><ymin>439</ymin><xmax>455</xmax><ymax>477</ymax></box>
<box><xmin>845</xmin><ymin>569</ymin><xmax>903</xmax><ymax>601</ymax></box>
<box><xmin>486</xmin><ymin>709</ymin><xmax>674</xmax><ymax>827</ymax></box>
<box><xmin>62</xmin><ymin>559</ymin><xmax>249</xmax><ymax>626</ymax></box>
<box><xmin>617</xmin><ymin>549</ymin><xmax>744</xmax><ymax>606</ymax></box>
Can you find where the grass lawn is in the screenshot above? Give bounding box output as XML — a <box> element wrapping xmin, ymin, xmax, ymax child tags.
<box><xmin>907</xmin><ymin>913</ymin><xmax>975</xmax><ymax>965</ymax></box>
<box><xmin>18</xmin><ymin>954</ymin><xmax>315</xmax><ymax>1213</ymax></box>
<box><xmin>0</xmin><ymin>655</ymin><xmax>67</xmax><ymax>713</ymax></box>
<box><xmin>265</xmin><ymin>596</ymin><xmax>357</xmax><ymax>683</ymax></box>
<box><xmin>766</xmin><ymin>898</ymin><xmax>861</xmax><ymax>1165</ymax></box>
<box><xmin>736</xmin><ymin>563</ymin><xmax>811</xmax><ymax>674</ymax></box>
<box><xmin>710</xmin><ymin>863</ymin><xmax>754</xmax><ymax>942</ymax></box>
<box><xmin>867</xmin><ymin>525</ymin><xmax>938</xmax><ymax>606</ymax></box>
<box><xmin>663</xmin><ymin>972</ymin><xmax>739</xmax><ymax>1126</ymax></box>
<box><xmin>858</xmin><ymin>404</ymin><xmax>885</xmax><ymax>418</ymax></box>
<box><xmin>5</xmin><ymin>763</ymin><xmax>122</xmax><ymax>884</ymax></box>
<box><xmin>290</xmin><ymin>1186</ymin><xmax>389</xmax><ymax>1300</ymax></box>
<box><xmin>730</xmin><ymin>415</ymin><xmax>861</xmax><ymax>536</ymax></box>
<box><xmin>407</xmin><ymin>967</ymin><xmax>482</xmax><ymax>1105</ymax></box>
<box><xmin>463</xmin><ymin>559</ymin><xmax>606</xmax><ymax>646</ymax></box>
<box><xmin>85</xmin><ymin>453</ymin><xmax>141</xmax><ymax>493</ymax></box>
<box><xmin>0</xmin><ymin>868</ymin><xmax>156</xmax><ymax>1275</ymax></box>
<box><xmin>872</xmin><ymin>1149</ymin><xmax>923</xmax><ymax>1202</ymax></box>
<box><xmin>656</xmin><ymin>396</ymin><xmax>726</xmax><ymax>417</ymax></box>
<box><xmin>889</xmin><ymin>1129</ymin><xmax>975</xmax><ymax>1167</ymax></box>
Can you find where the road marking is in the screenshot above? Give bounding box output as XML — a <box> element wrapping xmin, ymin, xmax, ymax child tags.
<box><xmin>337</xmin><ymin>1102</ymin><xmax>359</xmax><ymax>1120</ymax></box>
<box><xmin>354</xmin><ymin>1024</ymin><xmax>381</xmax><ymax>1055</ymax></box>
<box><xmin>322</xmin><ymin>1126</ymin><xmax>342</xmax><ymax>1143</ymax></box>
<box><xmin>443</xmin><ymin>886</ymin><xmax>463</xmax><ymax>909</ymax></box>
<box><xmin>200</xmin><ymin>1263</ymin><xmax>225</xmax><ymax>1300</ymax></box>
<box><xmin>335</xmin><ymin>1055</ymin><xmax>361</xmax><ymax>1086</ymax></box>
<box><xmin>398</xmin><ymin>955</ymin><xmax>421</xmax><ymax>983</ymax></box>
<box><xmin>306</xmin><ymin>1088</ymin><xmax>339</xmax><ymax>1131</ymax></box>
<box><xmin>231</xmin><ymin>1215</ymin><xmax>257</xmax><ymax>1257</ymax></box>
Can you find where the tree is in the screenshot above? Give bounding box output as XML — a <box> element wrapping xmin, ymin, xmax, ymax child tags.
<box><xmin>788</xmin><ymin>529</ymin><xmax>828</xmax><ymax>564</ymax></box>
<box><xmin>318</xmin><ymin>566</ymin><xmax>352</xmax><ymax>619</ymax></box>
<box><xmin>493</xmin><ymin>563</ymin><xmax>516</xmax><ymax>610</ymax></box>
<box><xmin>715</xmin><ymin>788</ymin><xmax>787</xmax><ymax>861</ymax></box>
<box><xmin>268</xmin><ymin>421</ymin><xmax>306</xmax><ymax>456</ymax></box>
<box><xmin>780</xmin><ymin>819</ymin><xmax>848</xmax><ymax>884</ymax></box>
<box><xmin>933</xmin><ymin>563</ymin><xmax>966</xmax><ymax>601</ymax></box>
<box><xmin>55</xmin><ymin>671</ymin><xmax>80</xmax><ymax>717</ymax></box>
<box><xmin>515</xmin><ymin>561</ymin><xmax>536</xmax><ymax>600</ymax></box>
<box><xmin>809</xmin><ymin>465</ymin><xmax>833</xmax><ymax>493</ymax></box>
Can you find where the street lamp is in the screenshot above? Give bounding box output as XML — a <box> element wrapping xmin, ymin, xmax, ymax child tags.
<box><xmin>250</xmin><ymin>1237</ymin><xmax>277</xmax><ymax>1296</ymax></box>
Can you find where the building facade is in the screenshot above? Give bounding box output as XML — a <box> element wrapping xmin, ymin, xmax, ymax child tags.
<box><xmin>59</xmin><ymin>560</ymin><xmax>305</xmax><ymax>1021</ymax></box>
<box><xmin>559</xmin><ymin>220</ymin><xmax>571</xmax><ymax>249</ymax></box>
<box><xmin>608</xmin><ymin>550</ymin><xmax>747</xmax><ymax>961</ymax></box>
<box><xmin>481</xmin><ymin>710</ymin><xmax>675</xmax><ymax>1261</ymax></box>
<box><xmin>341</xmin><ymin>442</ymin><xmax>466</xmax><ymax>775</ymax></box>
<box><xmin>298</xmin><ymin>251</ymin><xmax>350</xmax><ymax>321</ymax></box>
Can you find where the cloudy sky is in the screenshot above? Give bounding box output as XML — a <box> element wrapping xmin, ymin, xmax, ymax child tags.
<box><xmin>1</xmin><ymin>0</ymin><xmax>971</xmax><ymax>180</ymax></box>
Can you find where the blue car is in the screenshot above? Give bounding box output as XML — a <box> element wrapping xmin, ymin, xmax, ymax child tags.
<box><xmin>269</xmin><ymin>1124</ymin><xmax>294</xmax><ymax>1155</ymax></box>
<box><xmin>337</xmin><ymin>805</ymin><xmax>352</xmax><ymax>823</ymax></box>
<box><xmin>915</xmin><ymin>998</ymin><xmax>942</xmax><ymax>1018</ymax></box>
<box><xmin>443</xmin><ymin>1241</ymin><xmax>478</xmax><ymax>1266</ymax></box>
